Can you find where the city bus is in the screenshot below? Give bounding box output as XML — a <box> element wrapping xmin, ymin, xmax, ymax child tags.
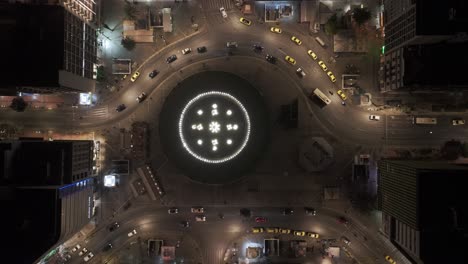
<box><xmin>413</xmin><ymin>117</ymin><xmax>437</xmax><ymax>125</ymax></box>
<box><xmin>310</xmin><ymin>88</ymin><xmax>332</xmax><ymax>106</ymax></box>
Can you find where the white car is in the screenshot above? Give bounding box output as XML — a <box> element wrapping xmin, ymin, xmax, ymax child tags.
<box><xmin>128</xmin><ymin>229</ymin><xmax>137</xmax><ymax>237</ymax></box>
<box><xmin>71</xmin><ymin>244</ymin><xmax>81</xmax><ymax>253</ymax></box>
<box><xmin>296</xmin><ymin>68</ymin><xmax>306</xmax><ymax>78</ymax></box>
<box><xmin>195</xmin><ymin>215</ymin><xmax>206</xmax><ymax>222</ymax></box>
<box><xmin>452</xmin><ymin>118</ymin><xmax>465</xmax><ymax>125</ymax></box>
<box><xmin>84</xmin><ymin>252</ymin><xmax>94</xmax><ymax>262</ymax></box>
<box><xmin>78</xmin><ymin>248</ymin><xmax>88</xmax><ymax>256</ymax></box>
<box><xmin>181</xmin><ymin>48</ymin><xmax>192</xmax><ymax>55</ymax></box>
<box><xmin>220</xmin><ymin>7</ymin><xmax>227</xmax><ymax>18</ymax></box>
<box><xmin>191</xmin><ymin>207</ymin><xmax>204</xmax><ymax>213</ymax></box>
<box><xmin>369</xmin><ymin>115</ymin><xmax>381</xmax><ymax>121</ymax></box>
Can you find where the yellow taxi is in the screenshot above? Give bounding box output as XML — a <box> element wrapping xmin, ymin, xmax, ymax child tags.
<box><xmin>279</xmin><ymin>228</ymin><xmax>291</xmax><ymax>234</ymax></box>
<box><xmin>266</xmin><ymin>227</ymin><xmax>279</xmax><ymax>233</ymax></box>
<box><xmin>293</xmin><ymin>230</ymin><xmax>305</xmax><ymax>236</ymax></box>
<box><xmin>327</xmin><ymin>71</ymin><xmax>337</xmax><ymax>83</ymax></box>
<box><xmin>130</xmin><ymin>71</ymin><xmax>140</xmax><ymax>82</ymax></box>
<box><xmin>337</xmin><ymin>90</ymin><xmax>347</xmax><ymax>100</ymax></box>
<box><xmin>385</xmin><ymin>255</ymin><xmax>396</xmax><ymax>264</ymax></box>
<box><xmin>239</xmin><ymin>17</ymin><xmax>252</xmax><ymax>26</ymax></box>
<box><xmin>307</xmin><ymin>50</ymin><xmax>318</xmax><ymax>60</ymax></box>
<box><xmin>285</xmin><ymin>56</ymin><xmax>296</xmax><ymax>65</ymax></box>
<box><xmin>291</xmin><ymin>36</ymin><xmax>302</xmax><ymax>45</ymax></box>
<box><xmin>318</xmin><ymin>61</ymin><xmax>328</xmax><ymax>71</ymax></box>
<box><xmin>270</xmin><ymin>27</ymin><xmax>282</xmax><ymax>33</ymax></box>
<box><xmin>251</xmin><ymin>227</ymin><xmax>264</xmax><ymax>233</ymax></box>
<box><xmin>306</xmin><ymin>232</ymin><xmax>319</xmax><ymax>238</ymax></box>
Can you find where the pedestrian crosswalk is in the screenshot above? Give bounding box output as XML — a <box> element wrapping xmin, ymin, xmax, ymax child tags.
<box><xmin>201</xmin><ymin>0</ymin><xmax>235</xmax><ymax>11</ymax></box>
<box><xmin>83</xmin><ymin>106</ymin><xmax>108</xmax><ymax>120</ymax></box>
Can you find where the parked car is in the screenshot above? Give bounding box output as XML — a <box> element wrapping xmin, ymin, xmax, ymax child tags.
<box><xmin>78</xmin><ymin>248</ymin><xmax>88</xmax><ymax>256</ymax></box>
<box><xmin>166</xmin><ymin>54</ymin><xmax>177</xmax><ymax>63</ymax></box>
<box><xmin>266</xmin><ymin>227</ymin><xmax>279</xmax><ymax>233</ymax></box>
<box><xmin>291</xmin><ymin>36</ymin><xmax>302</xmax><ymax>45</ymax></box>
<box><xmin>296</xmin><ymin>68</ymin><xmax>306</xmax><ymax>78</ymax></box>
<box><xmin>369</xmin><ymin>115</ymin><xmax>381</xmax><ymax>121</ymax></box>
<box><xmin>279</xmin><ymin>228</ymin><xmax>291</xmax><ymax>234</ymax></box>
<box><xmin>220</xmin><ymin>7</ymin><xmax>227</xmax><ymax>18</ymax></box>
<box><xmin>293</xmin><ymin>230</ymin><xmax>306</xmax><ymax>236</ymax></box>
<box><xmin>83</xmin><ymin>252</ymin><xmax>94</xmax><ymax>262</ymax></box>
<box><xmin>239</xmin><ymin>17</ymin><xmax>251</xmax><ymax>26</ymax></box>
<box><xmin>306</xmin><ymin>232</ymin><xmax>319</xmax><ymax>238</ymax></box>
<box><xmin>318</xmin><ymin>60</ymin><xmax>328</xmax><ymax>71</ymax></box>
<box><xmin>226</xmin><ymin>41</ymin><xmax>238</xmax><ymax>48</ymax></box>
<box><xmin>197</xmin><ymin>46</ymin><xmax>207</xmax><ymax>53</ymax></box>
<box><xmin>285</xmin><ymin>56</ymin><xmax>296</xmax><ymax>65</ymax></box>
<box><xmin>251</xmin><ymin>227</ymin><xmax>264</xmax><ymax>233</ymax></box>
<box><xmin>385</xmin><ymin>255</ymin><xmax>396</xmax><ymax>264</ymax></box>
<box><xmin>130</xmin><ymin>71</ymin><xmax>140</xmax><ymax>82</ymax></box>
<box><xmin>191</xmin><ymin>207</ymin><xmax>204</xmax><ymax>213</ymax></box>
<box><xmin>307</xmin><ymin>50</ymin><xmax>318</xmax><ymax>60</ymax></box>
<box><xmin>71</xmin><ymin>244</ymin><xmax>81</xmax><ymax>253</ymax></box>
<box><xmin>149</xmin><ymin>70</ymin><xmax>159</xmax><ymax>78</ymax></box>
<box><xmin>270</xmin><ymin>27</ymin><xmax>282</xmax><ymax>33</ymax></box>
<box><xmin>136</xmin><ymin>92</ymin><xmax>147</xmax><ymax>103</ymax></box>
<box><xmin>452</xmin><ymin>118</ymin><xmax>465</xmax><ymax>125</ymax></box>
<box><xmin>195</xmin><ymin>215</ymin><xmax>206</xmax><ymax>222</ymax></box>
<box><xmin>255</xmin><ymin>217</ymin><xmax>267</xmax><ymax>223</ymax></box>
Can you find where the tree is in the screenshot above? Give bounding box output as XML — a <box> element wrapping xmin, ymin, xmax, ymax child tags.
<box><xmin>124</xmin><ymin>2</ymin><xmax>137</xmax><ymax>20</ymax></box>
<box><xmin>10</xmin><ymin>97</ymin><xmax>27</xmax><ymax>112</ymax></box>
<box><xmin>96</xmin><ymin>65</ymin><xmax>106</xmax><ymax>82</ymax></box>
<box><xmin>352</xmin><ymin>7</ymin><xmax>371</xmax><ymax>26</ymax></box>
<box><xmin>121</xmin><ymin>37</ymin><xmax>136</xmax><ymax>50</ymax></box>
<box><xmin>325</xmin><ymin>14</ymin><xmax>339</xmax><ymax>35</ymax></box>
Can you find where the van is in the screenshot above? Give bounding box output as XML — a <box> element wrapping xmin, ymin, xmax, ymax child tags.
<box><xmin>315</xmin><ymin>37</ymin><xmax>326</xmax><ymax>47</ymax></box>
<box><xmin>226</xmin><ymin>41</ymin><xmax>238</xmax><ymax>48</ymax></box>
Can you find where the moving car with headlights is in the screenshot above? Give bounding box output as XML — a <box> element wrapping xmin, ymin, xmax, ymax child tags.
<box><xmin>337</xmin><ymin>90</ymin><xmax>347</xmax><ymax>100</ymax></box>
<box><xmin>128</xmin><ymin>229</ymin><xmax>137</xmax><ymax>237</ymax></box>
<box><xmin>285</xmin><ymin>56</ymin><xmax>296</xmax><ymax>65</ymax></box>
<box><xmin>168</xmin><ymin>208</ymin><xmax>179</xmax><ymax>214</ymax></box>
<box><xmin>253</xmin><ymin>44</ymin><xmax>264</xmax><ymax>52</ymax></box>
<box><xmin>306</xmin><ymin>232</ymin><xmax>319</xmax><ymax>238</ymax></box>
<box><xmin>251</xmin><ymin>227</ymin><xmax>264</xmax><ymax>233</ymax></box>
<box><xmin>130</xmin><ymin>71</ymin><xmax>140</xmax><ymax>82</ymax></box>
<box><xmin>369</xmin><ymin>115</ymin><xmax>381</xmax><ymax>121</ymax></box>
<box><xmin>166</xmin><ymin>54</ymin><xmax>177</xmax><ymax>63</ymax></box>
<box><xmin>103</xmin><ymin>243</ymin><xmax>113</xmax><ymax>252</ymax></box>
<box><xmin>108</xmin><ymin>222</ymin><xmax>120</xmax><ymax>232</ymax></box>
<box><xmin>452</xmin><ymin>118</ymin><xmax>465</xmax><ymax>125</ymax></box>
<box><xmin>136</xmin><ymin>92</ymin><xmax>147</xmax><ymax>103</ymax></box>
<box><xmin>270</xmin><ymin>27</ymin><xmax>282</xmax><ymax>33</ymax></box>
<box><xmin>239</xmin><ymin>17</ymin><xmax>251</xmax><ymax>26</ymax></box>
<box><xmin>181</xmin><ymin>48</ymin><xmax>192</xmax><ymax>55</ymax></box>
<box><xmin>279</xmin><ymin>228</ymin><xmax>291</xmax><ymax>234</ymax></box>
<box><xmin>307</xmin><ymin>50</ymin><xmax>318</xmax><ymax>60</ymax></box>
<box><xmin>318</xmin><ymin>60</ymin><xmax>328</xmax><ymax>71</ymax></box>
<box><xmin>195</xmin><ymin>215</ymin><xmax>206</xmax><ymax>222</ymax></box>
<box><xmin>219</xmin><ymin>7</ymin><xmax>227</xmax><ymax>18</ymax></box>
<box><xmin>291</xmin><ymin>36</ymin><xmax>302</xmax><ymax>45</ymax></box>
<box><xmin>293</xmin><ymin>230</ymin><xmax>306</xmax><ymax>236</ymax></box>
<box><xmin>327</xmin><ymin>71</ymin><xmax>336</xmax><ymax>82</ymax></box>
<box><xmin>385</xmin><ymin>255</ymin><xmax>396</xmax><ymax>264</ymax></box>
<box><xmin>191</xmin><ymin>207</ymin><xmax>204</xmax><ymax>213</ymax></box>
<box><xmin>296</xmin><ymin>68</ymin><xmax>306</xmax><ymax>78</ymax></box>
<box><xmin>266</xmin><ymin>54</ymin><xmax>277</xmax><ymax>64</ymax></box>
<box><xmin>149</xmin><ymin>70</ymin><xmax>159</xmax><ymax>78</ymax></box>
<box><xmin>84</xmin><ymin>252</ymin><xmax>94</xmax><ymax>262</ymax></box>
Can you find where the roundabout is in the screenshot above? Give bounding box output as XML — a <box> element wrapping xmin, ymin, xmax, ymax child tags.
<box><xmin>159</xmin><ymin>71</ymin><xmax>269</xmax><ymax>184</ymax></box>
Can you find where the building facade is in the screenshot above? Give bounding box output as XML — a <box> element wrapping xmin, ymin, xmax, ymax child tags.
<box><xmin>378</xmin><ymin>160</ymin><xmax>468</xmax><ymax>264</ymax></box>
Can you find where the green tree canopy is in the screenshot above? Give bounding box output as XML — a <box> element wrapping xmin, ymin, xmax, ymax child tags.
<box><xmin>325</xmin><ymin>14</ymin><xmax>339</xmax><ymax>35</ymax></box>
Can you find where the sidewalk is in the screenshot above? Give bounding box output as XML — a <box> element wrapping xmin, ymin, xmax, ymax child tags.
<box><xmin>95</xmin><ymin>0</ymin><xmax>206</xmax><ymax>105</ymax></box>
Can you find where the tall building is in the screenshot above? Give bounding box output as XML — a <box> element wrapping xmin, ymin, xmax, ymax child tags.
<box><xmin>0</xmin><ymin>139</ymin><xmax>96</xmax><ymax>263</ymax></box>
<box><xmin>380</xmin><ymin>0</ymin><xmax>468</xmax><ymax>92</ymax></box>
<box><xmin>378</xmin><ymin>160</ymin><xmax>468</xmax><ymax>264</ymax></box>
<box><xmin>0</xmin><ymin>1</ymin><xmax>98</xmax><ymax>95</ymax></box>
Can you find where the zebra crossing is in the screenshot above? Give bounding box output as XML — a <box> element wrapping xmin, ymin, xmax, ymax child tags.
<box><xmin>82</xmin><ymin>105</ymin><xmax>109</xmax><ymax>120</ymax></box>
<box><xmin>201</xmin><ymin>0</ymin><xmax>235</xmax><ymax>11</ymax></box>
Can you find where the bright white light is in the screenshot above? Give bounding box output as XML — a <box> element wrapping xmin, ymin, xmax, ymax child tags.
<box><xmin>227</xmin><ymin>139</ymin><xmax>232</xmax><ymax>145</ymax></box>
<box><xmin>178</xmin><ymin>91</ymin><xmax>251</xmax><ymax>164</ymax></box>
<box><xmin>192</xmin><ymin>124</ymin><xmax>197</xmax><ymax>129</ymax></box>
<box><xmin>211</xmin><ymin>139</ymin><xmax>218</xmax><ymax>146</ymax></box>
<box><xmin>197</xmin><ymin>139</ymin><xmax>203</xmax><ymax>145</ymax></box>
<box><xmin>197</xmin><ymin>109</ymin><xmax>203</xmax><ymax>115</ymax></box>
<box><xmin>104</xmin><ymin>175</ymin><xmax>116</xmax><ymax>187</ymax></box>
<box><xmin>209</xmin><ymin>121</ymin><xmax>221</xmax><ymax>133</ymax></box>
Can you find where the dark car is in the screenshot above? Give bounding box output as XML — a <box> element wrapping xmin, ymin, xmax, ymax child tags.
<box><xmin>338</xmin><ymin>216</ymin><xmax>349</xmax><ymax>224</ymax></box>
<box><xmin>180</xmin><ymin>221</ymin><xmax>190</xmax><ymax>228</ymax></box>
<box><xmin>102</xmin><ymin>243</ymin><xmax>113</xmax><ymax>252</ymax></box>
<box><xmin>108</xmin><ymin>222</ymin><xmax>119</xmax><ymax>232</ymax></box>
<box><xmin>115</xmin><ymin>104</ymin><xmax>126</xmax><ymax>112</ymax></box>
<box><xmin>283</xmin><ymin>208</ymin><xmax>293</xmax><ymax>215</ymax></box>
<box><xmin>240</xmin><ymin>208</ymin><xmax>251</xmax><ymax>218</ymax></box>
<box><xmin>305</xmin><ymin>207</ymin><xmax>316</xmax><ymax>216</ymax></box>
<box><xmin>266</xmin><ymin>54</ymin><xmax>277</xmax><ymax>64</ymax></box>
<box><xmin>253</xmin><ymin>44</ymin><xmax>264</xmax><ymax>53</ymax></box>
<box><xmin>197</xmin><ymin>46</ymin><xmax>207</xmax><ymax>53</ymax></box>
<box><xmin>255</xmin><ymin>217</ymin><xmax>267</xmax><ymax>223</ymax></box>
<box><xmin>149</xmin><ymin>70</ymin><xmax>159</xmax><ymax>78</ymax></box>
<box><xmin>166</xmin><ymin>54</ymin><xmax>177</xmax><ymax>63</ymax></box>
